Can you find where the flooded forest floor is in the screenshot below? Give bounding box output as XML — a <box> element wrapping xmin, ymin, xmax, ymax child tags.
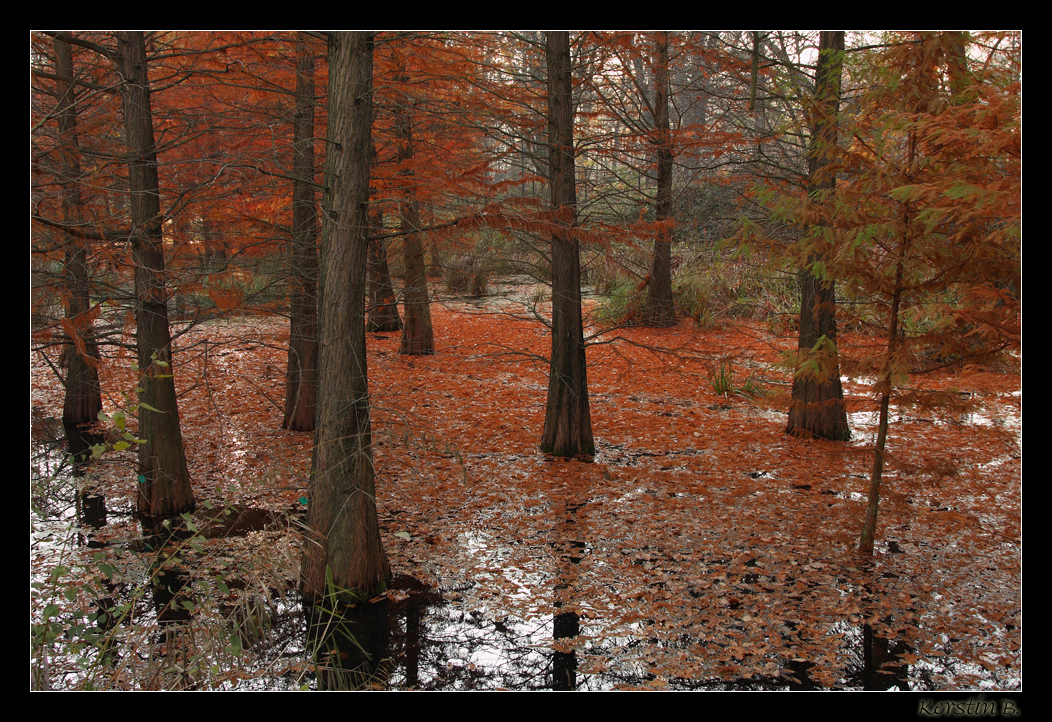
<box><xmin>30</xmin><ymin>293</ymin><xmax>1022</xmax><ymax>690</ymax></box>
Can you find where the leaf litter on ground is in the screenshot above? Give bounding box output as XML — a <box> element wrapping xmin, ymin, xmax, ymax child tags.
<box><xmin>30</xmin><ymin>297</ymin><xmax>1020</xmax><ymax>689</ymax></box>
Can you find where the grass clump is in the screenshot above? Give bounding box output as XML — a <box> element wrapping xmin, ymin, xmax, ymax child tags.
<box><xmin>589</xmin><ymin>247</ymin><xmax>797</xmax><ymax>330</ymax></box>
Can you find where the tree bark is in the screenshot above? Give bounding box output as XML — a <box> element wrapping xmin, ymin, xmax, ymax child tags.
<box><xmin>945</xmin><ymin>32</ymin><xmax>974</xmax><ymax>105</ymax></box>
<box><xmin>367</xmin><ymin>209</ymin><xmax>403</xmax><ymax>332</ymax></box>
<box><xmin>283</xmin><ymin>35</ymin><xmax>319</xmax><ymax>432</ymax></box>
<box><xmin>300</xmin><ymin>32</ymin><xmax>391</xmax><ymax>601</ymax></box>
<box><xmin>786</xmin><ymin>31</ymin><xmax>850</xmax><ymax>442</ymax></box>
<box><xmin>394</xmin><ymin>51</ymin><xmax>435</xmax><ymax>355</ymax></box>
<box><xmin>53</xmin><ymin>36</ymin><xmax>103</xmax><ymax>428</ymax></box>
<box><xmin>860</xmin><ymin>241</ymin><xmax>906</xmax><ymax>555</ymax></box>
<box><xmin>540</xmin><ymin>32</ymin><xmax>595</xmax><ymax>458</ymax></box>
<box><xmin>115</xmin><ymin>31</ymin><xmax>195</xmax><ymax>521</ymax></box>
<box><xmin>860</xmin><ymin>125</ymin><xmax>916</xmax><ymax>555</ymax></box>
<box><xmin>644</xmin><ymin>32</ymin><xmax>677</xmax><ymax>327</ymax></box>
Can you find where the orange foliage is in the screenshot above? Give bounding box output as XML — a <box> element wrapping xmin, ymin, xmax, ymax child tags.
<box><xmin>29</xmin><ymin>32</ymin><xmax>1021</xmax><ymax>689</ymax></box>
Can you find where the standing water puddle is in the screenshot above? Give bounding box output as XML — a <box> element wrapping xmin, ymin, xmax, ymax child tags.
<box><xmin>31</xmin><ymin>373</ymin><xmax>1020</xmax><ymax>690</ymax></box>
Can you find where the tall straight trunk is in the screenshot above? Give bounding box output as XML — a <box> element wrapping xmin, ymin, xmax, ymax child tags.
<box><xmin>644</xmin><ymin>32</ymin><xmax>676</xmax><ymax>327</ymax></box>
<box><xmin>300</xmin><ymin>32</ymin><xmax>391</xmax><ymax>601</ymax></box>
<box><xmin>283</xmin><ymin>35</ymin><xmax>319</xmax><ymax>432</ymax></box>
<box><xmin>394</xmin><ymin>52</ymin><xmax>434</xmax><ymax>355</ymax></box>
<box><xmin>540</xmin><ymin>32</ymin><xmax>594</xmax><ymax>458</ymax></box>
<box><xmin>115</xmin><ymin>32</ymin><xmax>195</xmax><ymax>521</ymax></box>
<box><xmin>945</xmin><ymin>32</ymin><xmax>974</xmax><ymax>105</ymax></box>
<box><xmin>786</xmin><ymin>31</ymin><xmax>850</xmax><ymax>442</ymax></box>
<box><xmin>367</xmin><ymin>208</ymin><xmax>402</xmax><ymax>332</ymax></box>
<box><xmin>859</xmin><ymin>251</ymin><xmax>906</xmax><ymax>555</ymax></box>
<box><xmin>860</xmin><ymin>132</ymin><xmax>916</xmax><ymax>556</ymax></box>
<box><xmin>53</xmin><ymin>36</ymin><xmax>103</xmax><ymax>428</ymax></box>
<box><xmin>427</xmin><ymin>227</ymin><xmax>442</xmax><ymax>279</ymax></box>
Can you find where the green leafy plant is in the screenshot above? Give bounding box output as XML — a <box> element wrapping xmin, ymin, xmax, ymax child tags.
<box><xmin>712</xmin><ymin>358</ymin><xmax>735</xmax><ymax>396</ymax></box>
<box><xmin>90</xmin><ymin>351</ymin><xmax>171</xmax><ymax>460</ymax></box>
<box><xmin>711</xmin><ymin>358</ymin><xmax>765</xmax><ymax>399</ymax></box>
<box><xmin>30</xmin><ymin>496</ymin><xmax>304</xmax><ymax>690</ymax></box>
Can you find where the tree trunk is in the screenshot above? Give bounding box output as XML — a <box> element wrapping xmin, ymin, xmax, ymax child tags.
<box><xmin>367</xmin><ymin>209</ymin><xmax>403</xmax><ymax>332</ymax></box>
<box><xmin>644</xmin><ymin>32</ymin><xmax>677</xmax><ymax>327</ymax></box>
<box><xmin>53</xmin><ymin>36</ymin><xmax>103</xmax><ymax>428</ymax></box>
<box><xmin>283</xmin><ymin>35</ymin><xmax>319</xmax><ymax>432</ymax></box>
<box><xmin>427</xmin><ymin>227</ymin><xmax>442</xmax><ymax>279</ymax></box>
<box><xmin>394</xmin><ymin>52</ymin><xmax>435</xmax><ymax>355</ymax></box>
<box><xmin>300</xmin><ymin>32</ymin><xmax>391</xmax><ymax>601</ymax></box>
<box><xmin>859</xmin><ymin>251</ymin><xmax>906</xmax><ymax>555</ymax></box>
<box><xmin>786</xmin><ymin>31</ymin><xmax>850</xmax><ymax>442</ymax></box>
<box><xmin>540</xmin><ymin>32</ymin><xmax>595</xmax><ymax>458</ymax></box>
<box><xmin>860</xmin><ymin>129</ymin><xmax>915</xmax><ymax>555</ymax></box>
<box><xmin>945</xmin><ymin>32</ymin><xmax>974</xmax><ymax>105</ymax></box>
<box><xmin>115</xmin><ymin>31</ymin><xmax>195</xmax><ymax>521</ymax></box>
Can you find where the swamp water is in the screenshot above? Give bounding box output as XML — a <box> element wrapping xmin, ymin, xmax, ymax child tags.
<box><xmin>31</xmin><ymin>320</ymin><xmax>1020</xmax><ymax>692</ymax></box>
<box><xmin>32</xmin><ymin>425</ymin><xmax>1016</xmax><ymax>690</ymax></box>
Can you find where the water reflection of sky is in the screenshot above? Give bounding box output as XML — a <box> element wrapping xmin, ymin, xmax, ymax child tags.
<box><xmin>31</xmin><ymin>374</ymin><xmax>1020</xmax><ymax>690</ymax></box>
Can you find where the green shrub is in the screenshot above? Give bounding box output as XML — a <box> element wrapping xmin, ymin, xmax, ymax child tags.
<box><xmin>587</xmin><ymin>245</ymin><xmax>799</xmax><ymax>330</ymax></box>
<box><xmin>672</xmin><ymin>271</ymin><xmax>721</xmax><ymax>329</ymax></box>
<box><xmin>591</xmin><ymin>275</ymin><xmax>648</xmax><ymax>326</ymax></box>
